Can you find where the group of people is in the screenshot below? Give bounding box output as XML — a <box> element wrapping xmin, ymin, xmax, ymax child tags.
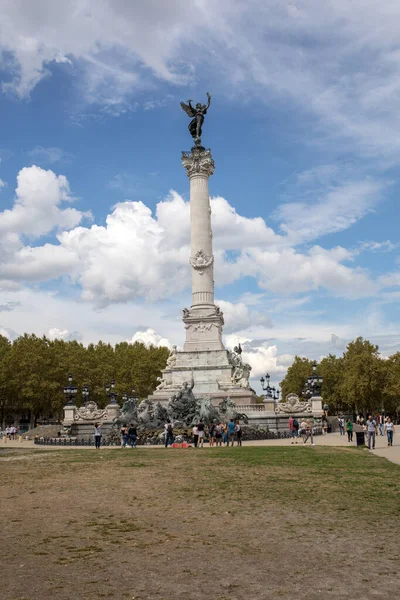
<box><xmin>164</xmin><ymin>418</ymin><xmax>242</xmax><ymax>448</ymax></box>
<box><xmin>336</xmin><ymin>414</ymin><xmax>396</xmax><ymax>449</ymax></box>
<box><xmin>362</xmin><ymin>414</ymin><xmax>395</xmax><ymax>450</ymax></box>
<box><xmin>1</xmin><ymin>426</ymin><xmax>19</xmax><ymax>440</ymax></box>
<box><xmin>93</xmin><ymin>421</ymin><xmax>138</xmax><ymax>449</ymax></box>
<box><xmin>288</xmin><ymin>417</ymin><xmax>315</xmax><ymax>445</ymax></box>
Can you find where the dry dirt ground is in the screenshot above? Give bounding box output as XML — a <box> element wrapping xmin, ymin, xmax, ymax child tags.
<box><xmin>1</xmin><ymin>446</ymin><xmax>399</xmax><ymax>600</ymax></box>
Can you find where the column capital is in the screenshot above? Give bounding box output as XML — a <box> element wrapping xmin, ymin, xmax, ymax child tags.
<box><xmin>182</xmin><ymin>147</ymin><xmax>214</xmax><ymax>178</ymax></box>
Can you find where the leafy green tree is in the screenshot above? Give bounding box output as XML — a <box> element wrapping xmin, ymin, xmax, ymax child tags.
<box><xmin>382</xmin><ymin>352</ymin><xmax>400</xmax><ymax>419</ymax></box>
<box><xmin>280</xmin><ymin>356</ymin><xmax>314</xmax><ymax>400</ymax></box>
<box><xmin>0</xmin><ymin>335</ymin><xmax>12</xmax><ymax>427</ymax></box>
<box><xmin>319</xmin><ymin>354</ymin><xmax>344</xmax><ymax>413</ymax></box>
<box><xmin>340</xmin><ymin>337</ymin><xmax>385</xmax><ymax>415</ymax></box>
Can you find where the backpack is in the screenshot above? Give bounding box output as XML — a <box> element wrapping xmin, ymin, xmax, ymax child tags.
<box><xmin>293</xmin><ymin>419</ymin><xmax>299</xmax><ymax>429</ymax></box>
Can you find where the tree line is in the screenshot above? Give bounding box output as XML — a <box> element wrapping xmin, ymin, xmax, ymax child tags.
<box><xmin>0</xmin><ymin>334</ymin><xmax>169</xmax><ymax>427</ymax></box>
<box><xmin>280</xmin><ymin>337</ymin><xmax>400</xmax><ymax>417</ymax></box>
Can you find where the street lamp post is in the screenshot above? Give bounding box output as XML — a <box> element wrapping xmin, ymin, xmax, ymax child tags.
<box><xmin>63</xmin><ymin>374</ymin><xmax>78</xmax><ymax>406</ymax></box>
<box><xmin>106</xmin><ymin>379</ymin><xmax>119</xmax><ymax>405</ymax></box>
<box><xmin>260</xmin><ymin>374</ymin><xmax>280</xmax><ymax>402</ymax></box>
<box><xmin>305</xmin><ymin>361</ymin><xmax>323</xmax><ymax>398</ymax></box>
<box><xmin>82</xmin><ymin>385</ymin><xmax>89</xmax><ymax>406</ymax></box>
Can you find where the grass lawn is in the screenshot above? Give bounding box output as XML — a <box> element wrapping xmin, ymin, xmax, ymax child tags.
<box><xmin>1</xmin><ymin>446</ymin><xmax>399</xmax><ymax>600</ymax></box>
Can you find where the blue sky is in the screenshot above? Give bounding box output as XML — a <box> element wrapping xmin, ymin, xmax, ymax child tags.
<box><xmin>0</xmin><ymin>1</ymin><xmax>400</xmax><ymax>389</ymax></box>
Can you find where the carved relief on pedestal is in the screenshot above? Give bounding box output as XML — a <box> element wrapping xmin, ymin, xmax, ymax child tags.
<box><xmin>74</xmin><ymin>401</ymin><xmax>108</xmax><ymax>421</ymax></box>
<box><xmin>189</xmin><ymin>249</ymin><xmax>214</xmax><ymax>275</ymax></box>
<box><xmin>182</xmin><ymin>148</ymin><xmax>215</xmax><ymax>178</ymax></box>
<box><xmin>274</xmin><ymin>393</ymin><xmax>312</xmax><ymax>414</ymax></box>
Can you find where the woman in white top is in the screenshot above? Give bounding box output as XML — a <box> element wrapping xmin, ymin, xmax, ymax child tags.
<box><xmin>94</xmin><ymin>422</ymin><xmax>102</xmax><ymax>449</ymax></box>
<box><xmin>384</xmin><ymin>418</ymin><xmax>395</xmax><ymax>447</ymax></box>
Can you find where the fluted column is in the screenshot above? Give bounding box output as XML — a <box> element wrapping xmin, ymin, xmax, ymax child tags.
<box><xmin>182</xmin><ymin>148</ymin><xmax>215</xmax><ymax>307</ymax></box>
<box><xmin>181</xmin><ymin>147</ymin><xmax>224</xmax><ymax>351</ymax></box>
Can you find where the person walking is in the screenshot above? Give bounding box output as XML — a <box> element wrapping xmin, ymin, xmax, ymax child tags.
<box><xmin>338</xmin><ymin>416</ymin><xmax>345</xmax><ymax>435</ymax></box>
<box><xmin>192</xmin><ymin>423</ymin><xmax>199</xmax><ymax>448</ymax></box>
<box><xmin>197</xmin><ymin>419</ymin><xmax>205</xmax><ymax>448</ymax></box>
<box><xmin>384</xmin><ymin>417</ymin><xmax>395</xmax><ymax>447</ymax></box>
<box><xmin>303</xmin><ymin>420</ymin><xmax>315</xmax><ymax>445</ymax></box>
<box><xmin>366</xmin><ymin>414</ymin><xmax>377</xmax><ymax>450</ymax></box>
<box><xmin>288</xmin><ymin>416</ymin><xmax>295</xmax><ymax>443</ymax></box>
<box><xmin>346</xmin><ymin>418</ymin><xmax>353</xmax><ymax>442</ymax></box>
<box><xmin>128</xmin><ymin>423</ymin><xmax>137</xmax><ymax>448</ymax></box>
<box><xmin>164</xmin><ymin>420</ymin><xmax>174</xmax><ymax>448</ymax></box>
<box><xmin>94</xmin><ymin>422</ymin><xmax>102</xmax><ymax>449</ymax></box>
<box><xmin>378</xmin><ymin>414</ymin><xmax>385</xmax><ymax>436</ymax></box>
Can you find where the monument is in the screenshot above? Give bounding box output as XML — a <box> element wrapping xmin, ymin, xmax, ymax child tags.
<box><xmin>149</xmin><ymin>94</ymin><xmax>257</xmax><ymax>405</ymax></box>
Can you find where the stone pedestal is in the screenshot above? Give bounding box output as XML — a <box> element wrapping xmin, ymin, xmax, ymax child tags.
<box><xmin>63</xmin><ymin>403</ymin><xmax>76</xmax><ymax>425</ymax></box>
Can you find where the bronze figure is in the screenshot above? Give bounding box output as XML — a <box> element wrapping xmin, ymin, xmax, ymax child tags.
<box><xmin>180</xmin><ymin>92</ymin><xmax>211</xmax><ymax>144</ymax></box>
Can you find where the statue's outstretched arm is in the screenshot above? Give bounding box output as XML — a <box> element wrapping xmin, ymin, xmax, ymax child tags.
<box><xmin>206</xmin><ymin>92</ymin><xmax>211</xmax><ymax>109</ymax></box>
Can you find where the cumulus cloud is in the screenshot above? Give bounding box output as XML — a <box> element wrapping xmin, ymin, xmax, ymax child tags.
<box><xmin>0</xmin><ymin>166</ymin><xmax>382</xmax><ymax>301</ymax></box>
<box><xmin>48</xmin><ymin>328</ymin><xmax>82</xmax><ymax>341</ymax></box>
<box><xmin>216</xmin><ymin>300</ymin><xmax>250</xmax><ymax>333</ymax></box>
<box><xmin>127</xmin><ymin>328</ymin><xmax>171</xmax><ymax>349</ymax></box>
<box><xmin>0</xmin><ymin>166</ymin><xmax>90</xmax><ymax>288</ymax></box>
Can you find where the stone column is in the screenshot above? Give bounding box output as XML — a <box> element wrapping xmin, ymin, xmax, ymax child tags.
<box><xmin>181</xmin><ymin>146</ymin><xmax>224</xmax><ymax>352</ymax></box>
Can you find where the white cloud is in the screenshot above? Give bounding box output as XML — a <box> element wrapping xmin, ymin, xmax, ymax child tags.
<box><xmin>216</xmin><ymin>300</ymin><xmax>250</xmax><ymax>333</ymax></box>
<box><xmin>0</xmin><ymin>165</ymin><xmax>87</xmax><ymax>239</ymax></box>
<box><xmin>0</xmin><ymin>166</ymin><xmax>90</xmax><ymax>288</ymax></box>
<box><xmin>127</xmin><ymin>328</ymin><xmax>171</xmax><ymax>349</ymax></box>
<box><xmin>0</xmin><ymin>178</ymin><xmax>6</xmax><ymax>190</ymax></box>
<box><xmin>48</xmin><ymin>327</ymin><xmax>82</xmax><ymax>342</ymax></box>
<box><xmin>1</xmin><ymin>0</ymin><xmax>400</xmax><ymax>166</ymax></box>
<box><xmin>28</xmin><ymin>146</ymin><xmax>74</xmax><ymax>164</ymax></box>
<box><xmin>0</xmin><ymin>166</ymin><xmax>381</xmax><ymax>301</ymax></box>
<box><xmin>275</xmin><ymin>167</ymin><xmax>386</xmax><ymax>244</ymax></box>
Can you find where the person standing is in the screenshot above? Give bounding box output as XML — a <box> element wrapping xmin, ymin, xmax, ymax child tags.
<box><xmin>94</xmin><ymin>422</ymin><xmax>102</xmax><ymax>449</ymax></box>
<box><xmin>165</xmin><ymin>420</ymin><xmax>174</xmax><ymax>448</ymax></box>
<box><xmin>384</xmin><ymin>417</ymin><xmax>395</xmax><ymax>447</ymax></box>
<box><xmin>379</xmin><ymin>414</ymin><xmax>385</xmax><ymax>436</ymax></box>
<box><xmin>222</xmin><ymin>422</ymin><xmax>228</xmax><ymax>445</ymax></box>
<box><xmin>120</xmin><ymin>423</ymin><xmax>129</xmax><ymax>448</ymax></box>
<box><xmin>192</xmin><ymin>423</ymin><xmax>199</xmax><ymax>448</ymax></box>
<box><xmin>128</xmin><ymin>423</ymin><xmax>137</xmax><ymax>448</ymax></box>
<box><xmin>288</xmin><ymin>416</ymin><xmax>294</xmax><ymax>443</ymax></box>
<box><xmin>227</xmin><ymin>419</ymin><xmax>236</xmax><ymax>447</ymax></box>
<box><xmin>235</xmin><ymin>420</ymin><xmax>242</xmax><ymax>447</ymax></box>
<box><xmin>300</xmin><ymin>420</ymin><xmax>307</xmax><ymax>442</ymax></box>
<box><xmin>209</xmin><ymin>421</ymin><xmax>216</xmax><ymax>447</ymax></box>
<box><xmin>215</xmin><ymin>422</ymin><xmax>223</xmax><ymax>447</ymax></box>
<box><xmin>303</xmin><ymin>420</ymin><xmax>315</xmax><ymax>445</ymax></box>
<box><xmin>366</xmin><ymin>415</ymin><xmax>377</xmax><ymax>450</ymax></box>
<box><xmin>197</xmin><ymin>419</ymin><xmax>205</xmax><ymax>448</ymax></box>
<box><xmin>338</xmin><ymin>416</ymin><xmax>345</xmax><ymax>435</ymax></box>
<box><xmin>346</xmin><ymin>418</ymin><xmax>353</xmax><ymax>442</ymax></box>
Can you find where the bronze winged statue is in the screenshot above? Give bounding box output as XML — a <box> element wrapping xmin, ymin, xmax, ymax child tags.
<box><xmin>180</xmin><ymin>92</ymin><xmax>211</xmax><ymax>144</ymax></box>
